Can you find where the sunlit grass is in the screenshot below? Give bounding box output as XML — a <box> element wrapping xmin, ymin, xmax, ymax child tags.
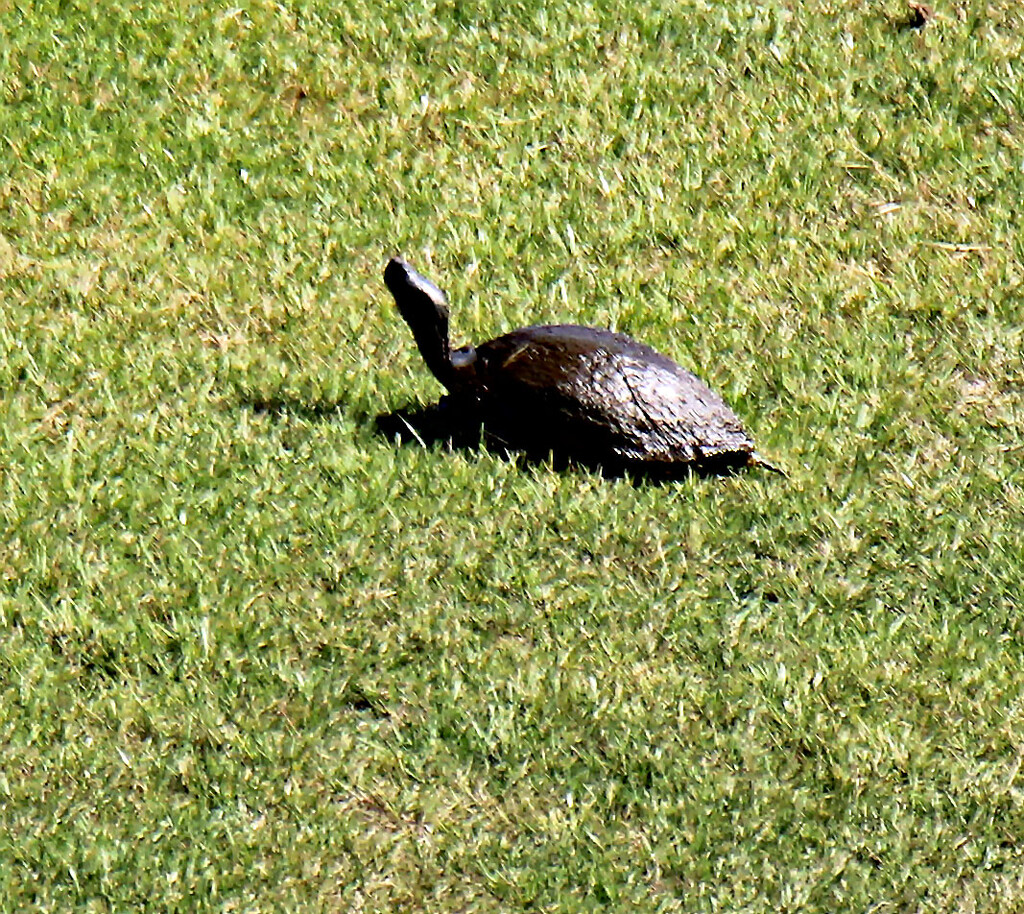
<box><xmin>1</xmin><ymin>1</ymin><xmax>1023</xmax><ymax>910</ymax></box>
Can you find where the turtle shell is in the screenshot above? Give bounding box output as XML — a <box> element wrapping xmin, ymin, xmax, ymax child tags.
<box><xmin>457</xmin><ymin>324</ymin><xmax>756</xmax><ymax>470</ymax></box>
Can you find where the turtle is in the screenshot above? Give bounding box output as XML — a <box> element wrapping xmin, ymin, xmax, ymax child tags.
<box><xmin>383</xmin><ymin>257</ymin><xmax>782</xmax><ymax>476</ymax></box>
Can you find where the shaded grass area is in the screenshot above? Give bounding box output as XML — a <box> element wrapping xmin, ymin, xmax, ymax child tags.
<box><xmin>2</xmin><ymin>0</ymin><xmax>1023</xmax><ymax>910</ymax></box>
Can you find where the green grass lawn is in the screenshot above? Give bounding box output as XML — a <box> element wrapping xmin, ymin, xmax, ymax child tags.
<box><xmin>2</xmin><ymin>0</ymin><xmax>1023</xmax><ymax>910</ymax></box>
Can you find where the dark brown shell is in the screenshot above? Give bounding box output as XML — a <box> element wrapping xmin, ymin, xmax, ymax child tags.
<box><xmin>456</xmin><ymin>324</ymin><xmax>757</xmax><ymax>470</ymax></box>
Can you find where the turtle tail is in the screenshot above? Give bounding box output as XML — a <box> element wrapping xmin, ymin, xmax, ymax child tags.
<box><xmin>748</xmin><ymin>452</ymin><xmax>787</xmax><ymax>477</ymax></box>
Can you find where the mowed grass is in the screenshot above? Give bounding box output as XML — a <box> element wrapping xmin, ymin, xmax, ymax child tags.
<box><xmin>2</xmin><ymin>0</ymin><xmax>1023</xmax><ymax>910</ymax></box>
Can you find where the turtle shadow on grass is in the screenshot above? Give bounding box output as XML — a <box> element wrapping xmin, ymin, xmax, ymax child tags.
<box><xmin>375</xmin><ymin>399</ymin><xmax>755</xmax><ymax>482</ymax></box>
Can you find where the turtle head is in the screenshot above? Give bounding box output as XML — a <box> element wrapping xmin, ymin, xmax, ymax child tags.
<box><xmin>384</xmin><ymin>257</ymin><xmax>458</xmax><ymax>391</ymax></box>
<box><xmin>385</xmin><ymin>257</ymin><xmax>450</xmax><ymax>331</ymax></box>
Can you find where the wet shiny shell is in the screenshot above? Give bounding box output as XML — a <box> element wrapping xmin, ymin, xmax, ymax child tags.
<box><xmin>460</xmin><ymin>324</ymin><xmax>755</xmax><ymax>466</ymax></box>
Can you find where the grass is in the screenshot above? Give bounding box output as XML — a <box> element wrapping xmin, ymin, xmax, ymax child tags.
<box><xmin>1</xmin><ymin>0</ymin><xmax>1023</xmax><ymax>910</ymax></box>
